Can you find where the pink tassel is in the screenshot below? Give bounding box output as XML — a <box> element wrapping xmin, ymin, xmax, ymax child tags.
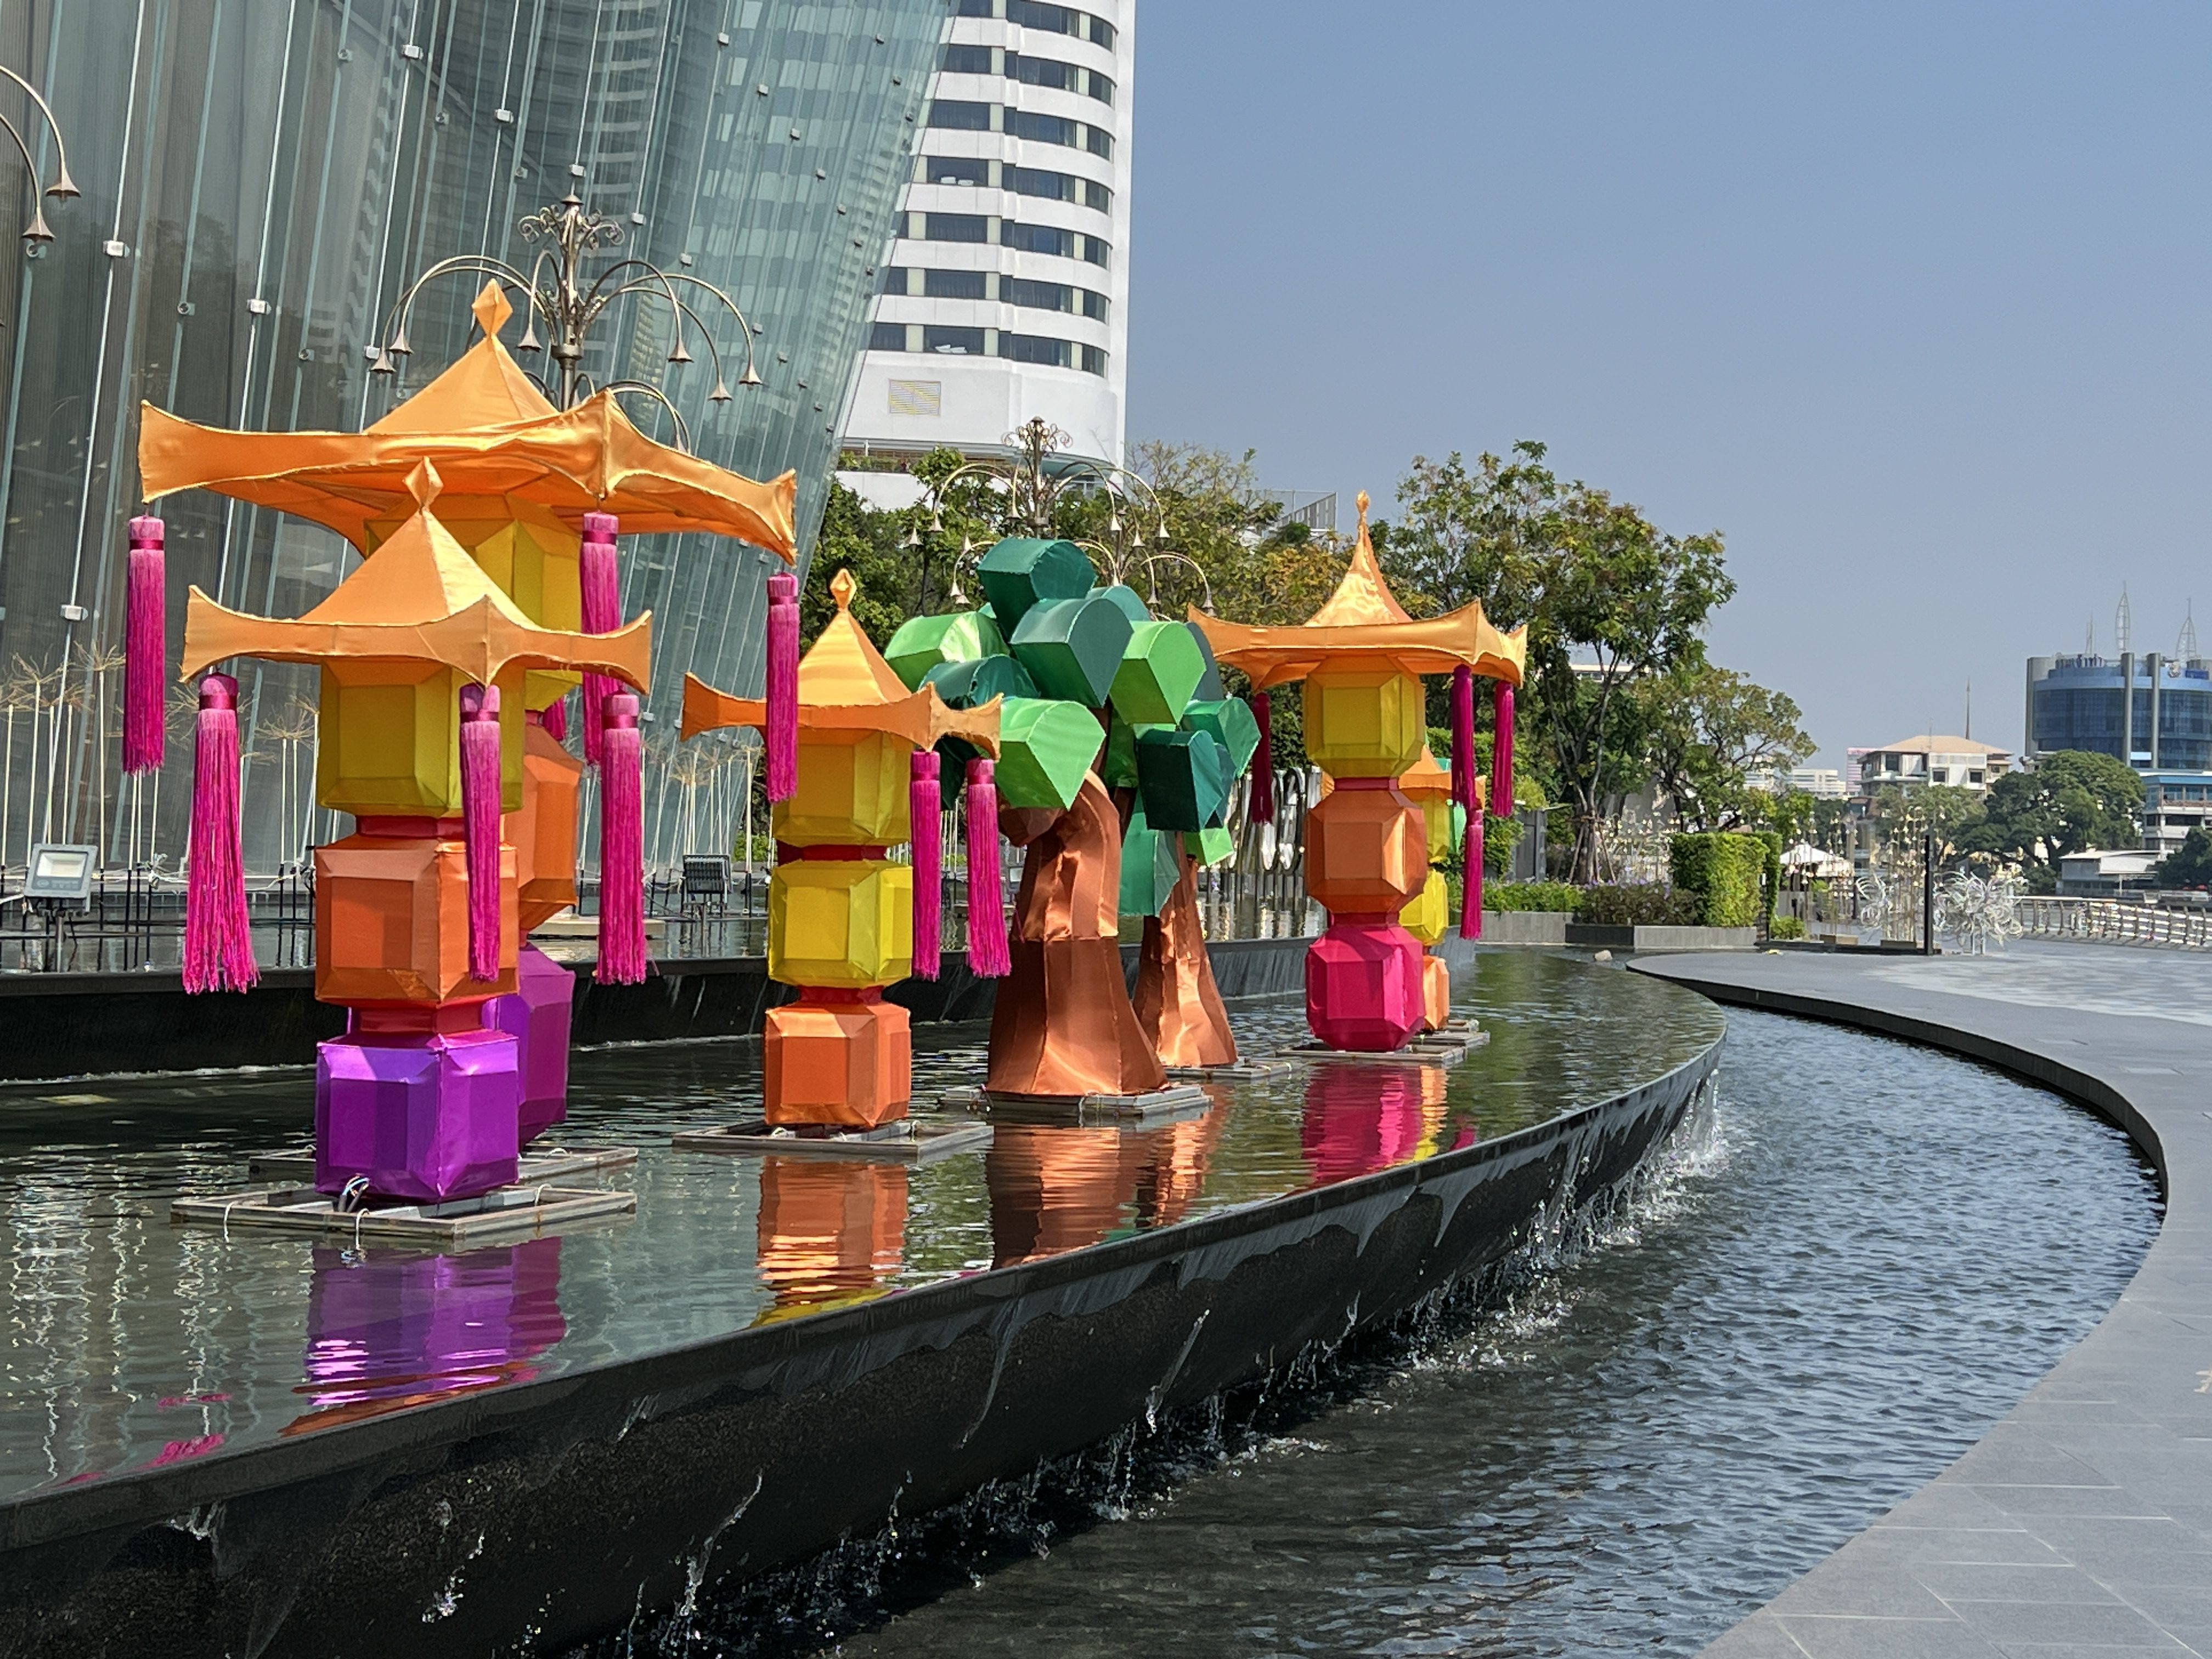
<box><xmin>1492</xmin><ymin>680</ymin><xmax>1515</xmax><ymax>817</ymax></box>
<box><xmin>540</xmin><ymin>694</ymin><xmax>568</xmax><ymax>746</ymax></box>
<box><xmin>1461</xmin><ymin>811</ymin><xmax>1485</xmax><ymax>940</ymax></box>
<box><xmin>1449</xmin><ymin>664</ymin><xmax>1475</xmax><ymax>811</ymax></box>
<box><xmin>911</xmin><ymin>749</ymin><xmax>943</xmax><ymax>980</ymax></box>
<box><xmin>1248</xmin><ymin>690</ymin><xmax>1274</xmax><ymax>823</ymax></box>
<box><xmin>124</xmin><ymin>516</ymin><xmax>165</xmax><ymax>775</ymax></box>
<box><xmin>596</xmin><ymin>691</ymin><xmax>648</xmax><ymax>985</ymax></box>
<box><xmin>461</xmin><ymin>684</ymin><xmax>504</xmax><ymax>983</ymax></box>
<box><xmin>964</xmin><ymin>757</ymin><xmax>1009</xmax><ymax>978</ymax></box>
<box><xmin>580</xmin><ymin>511</ymin><xmax>620</xmax><ymax>768</ymax></box>
<box><xmin>183</xmin><ymin>674</ymin><xmax>257</xmax><ymax>994</ymax></box>
<box><xmin>765</xmin><ymin>570</ymin><xmax>799</xmax><ymax>803</ymax></box>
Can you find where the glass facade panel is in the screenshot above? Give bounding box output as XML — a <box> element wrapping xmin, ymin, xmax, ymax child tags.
<box><xmin>0</xmin><ymin>0</ymin><xmax>944</xmax><ymax>874</ymax></box>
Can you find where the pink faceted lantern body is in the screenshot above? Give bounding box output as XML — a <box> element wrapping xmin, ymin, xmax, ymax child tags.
<box><xmin>1304</xmin><ymin>921</ymin><xmax>1426</xmax><ymax>1052</ymax></box>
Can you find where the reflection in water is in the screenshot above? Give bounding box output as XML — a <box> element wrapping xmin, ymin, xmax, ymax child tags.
<box><xmin>1300</xmin><ymin>1062</ymin><xmax>1463</xmax><ymax>1187</ymax></box>
<box><xmin>755</xmin><ymin>1159</ymin><xmax>909</xmax><ymax>1321</ymax></box>
<box><xmin>989</xmin><ymin>1094</ymin><xmax>1231</xmax><ymax>1267</ymax></box>
<box><xmin>0</xmin><ymin>952</ymin><xmax>1732</xmax><ymax>1495</ymax></box>
<box><xmin>286</xmin><ymin>1239</ymin><xmax>567</xmax><ymax>1434</ymax></box>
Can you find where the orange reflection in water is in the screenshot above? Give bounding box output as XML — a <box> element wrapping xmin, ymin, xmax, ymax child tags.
<box><xmin>754</xmin><ymin>1156</ymin><xmax>909</xmax><ymax>1321</ymax></box>
<box><xmin>285</xmin><ymin>1237</ymin><xmax>566</xmax><ymax>1435</ymax></box>
<box><xmin>988</xmin><ymin>1090</ymin><xmax>1230</xmax><ymax>1267</ymax></box>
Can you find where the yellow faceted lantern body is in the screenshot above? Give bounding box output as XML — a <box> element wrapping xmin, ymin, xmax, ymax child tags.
<box><xmin>1402</xmin><ymin>868</ymin><xmax>1449</xmax><ymax>946</ymax></box>
<box><xmin>317</xmin><ymin>662</ymin><xmax>526</xmax><ymax>815</ymax></box>
<box><xmin>1304</xmin><ymin>664</ymin><xmax>1425</xmax><ymax>777</ymax></box>
<box><xmin>771</xmin><ymin>729</ymin><xmax>912</xmax><ymax>847</ymax></box>
<box><xmin>768</xmin><ymin>859</ymin><xmax>915</xmax><ymax>989</ymax></box>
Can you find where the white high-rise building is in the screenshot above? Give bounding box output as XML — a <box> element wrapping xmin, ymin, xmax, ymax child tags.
<box><xmin>843</xmin><ymin>0</ymin><xmax>1133</xmax><ymax>470</ymax></box>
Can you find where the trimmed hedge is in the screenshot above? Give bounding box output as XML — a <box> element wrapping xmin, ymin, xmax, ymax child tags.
<box><xmin>1576</xmin><ymin>882</ymin><xmax>1702</xmax><ymax>927</ymax></box>
<box><xmin>1669</xmin><ymin>831</ymin><xmax>1774</xmax><ymax>928</ymax></box>
<box><xmin>1486</xmin><ymin>880</ymin><xmax>1583</xmax><ymax>913</ymax></box>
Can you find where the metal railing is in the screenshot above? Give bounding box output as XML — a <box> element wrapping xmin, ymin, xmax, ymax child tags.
<box><xmin>2015</xmin><ymin>896</ymin><xmax>2212</xmax><ymax>951</ymax></box>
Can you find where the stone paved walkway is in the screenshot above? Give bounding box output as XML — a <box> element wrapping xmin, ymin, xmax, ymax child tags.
<box><xmin>1632</xmin><ymin>943</ymin><xmax>2212</xmax><ymax>1659</ymax></box>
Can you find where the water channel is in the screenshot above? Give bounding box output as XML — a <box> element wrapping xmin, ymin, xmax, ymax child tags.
<box><xmin>623</xmin><ymin>1004</ymin><xmax>2160</xmax><ymax>1659</ymax></box>
<box><xmin>0</xmin><ymin>957</ymin><xmax>2160</xmax><ymax>1657</ymax></box>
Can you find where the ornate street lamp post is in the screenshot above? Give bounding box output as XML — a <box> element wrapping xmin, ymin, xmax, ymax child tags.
<box><xmin>370</xmin><ymin>190</ymin><xmax>762</xmax><ymax>444</ymax></box>
<box><xmin>909</xmin><ymin>417</ymin><xmax>1212</xmax><ymax>614</ymax></box>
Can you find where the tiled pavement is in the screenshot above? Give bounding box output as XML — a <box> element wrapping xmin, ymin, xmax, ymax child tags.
<box><xmin>1632</xmin><ymin>943</ymin><xmax>2212</xmax><ymax>1659</ymax></box>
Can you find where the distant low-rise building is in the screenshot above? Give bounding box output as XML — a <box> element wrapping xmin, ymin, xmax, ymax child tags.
<box><xmin>1750</xmin><ymin>765</ymin><xmax>1847</xmax><ymax>798</ymax></box>
<box><xmin>1848</xmin><ymin>736</ymin><xmax>2014</xmax><ymax>795</ymax></box>
<box><xmin>2057</xmin><ymin>849</ymin><xmax>2159</xmax><ymax>898</ymax></box>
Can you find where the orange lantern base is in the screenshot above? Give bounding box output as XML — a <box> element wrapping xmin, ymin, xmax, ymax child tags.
<box><xmin>763</xmin><ymin>990</ymin><xmax>913</xmax><ymax>1128</ymax></box>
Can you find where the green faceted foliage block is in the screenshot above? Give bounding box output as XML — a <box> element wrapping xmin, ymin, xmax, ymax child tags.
<box><xmin>1119</xmin><ymin>805</ymin><xmax>1183</xmax><ymax>920</ymax></box>
<box><xmin>1136</xmin><ymin>727</ymin><xmax>1228</xmax><ymax>832</ymax></box>
<box><xmin>977</xmin><ymin>538</ymin><xmax>1095</xmax><ymax>633</ymax></box>
<box><xmin>1194</xmin><ymin>825</ymin><xmax>1235</xmax><ymax>868</ymax></box>
<box><xmin>922</xmin><ymin>654</ymin><xmax>1037</xmax><ymax>709</ymax></box>
<box><xmin>1180</xmin><ymin>697</ymin><xmax>1261</xmax><ymax>777</ymax></box>
<box><xmin>1009</xmin><ymin>595</ymin><xmax>1133</xmax><ymax>707</ymax></box>
<box><xmin>883</xmin><ymin>610</ymin><xmax>1007</xmax><ymax>690</ymax></box>
<box><xmin>1103</xmin><ymin>715</ymin><xmax>1171</xmax><ymax>788</ymax></box>
<box><xmin>1109</xmin><ymin>619</ymin><xmax>1206</xmax><ymax>726</ymax></box>
<box><xmin>1091</xmin><ymin>582</ymin><xmax>1153</xmax><ymax>625</ymax></box>
<box><xmin>1188</xmin><ymin>622</ymin><xmax>1226</xmax><ymax>701</ymax></box>
<box><xmin>994</xmin><ymin>697</ymin><xmax>1104</xmax><ymax>810</ymax></box>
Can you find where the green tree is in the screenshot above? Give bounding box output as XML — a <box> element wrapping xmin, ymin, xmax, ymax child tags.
<box><xmin>801</xmin><ymin>476</ymin><xmax>919</xmax><ymax>642</ymax></box>
<box><xmin>1639</xmin><ymin>661</ymin><xmax>1813</xmax><ymax>830</ymax></box>
<box><xmin>1953</xmin><ymin>751</ymin><xmax>2142</xmax><ymax>883</ymax></box>
<box><xmin>1390</xmin><ymin>441</ymin><xmax>1735</xmax><ymax>879</ymax></box>
<box><xmin>2155</xmin><ymin>825</ymin><xmax>2212</xmax><ymax>888</ymax></box>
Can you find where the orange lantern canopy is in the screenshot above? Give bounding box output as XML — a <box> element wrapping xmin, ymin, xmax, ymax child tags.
<box><xmin>139</xmin><ymin>283</ymin><xmax>798</xmax><ymax>560</ymax></box>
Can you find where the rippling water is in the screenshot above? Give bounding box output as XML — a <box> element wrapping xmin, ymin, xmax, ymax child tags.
<box><xmin>709</xmin><ymin>1007</ymin><xmax>2159</xmax><ymax>1659</ymax></box>
<box><xmin>0</xmin><ymin>952</ymin><xmax>1716</xmax><ymax>1496</ymax></box>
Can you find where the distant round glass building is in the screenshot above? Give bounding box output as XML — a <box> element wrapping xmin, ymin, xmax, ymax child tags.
<box><xmin>0</xmin><ymin>0</ymin><xmax>945</xmax><ymax>873</ymax></box>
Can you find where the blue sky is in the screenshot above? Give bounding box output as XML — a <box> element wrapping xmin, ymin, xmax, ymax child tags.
<box><xmin>1124</xmin><ymin>2</ymin><xmax>2211</xmax><ymax>768</ymax></box>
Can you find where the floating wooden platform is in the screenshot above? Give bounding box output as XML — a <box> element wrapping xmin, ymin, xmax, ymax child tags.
<box><xmin>672</xmin><ymin>1118</ymin><xmax>993</xmax><ymax>1164</ymax></box>
<box><xmin>1164</xmin><ymin>1059</ymin><xmax>1301</xmax><ymax>1083</ymax></box>
<box><xmin>942</xmin><ymin>1082</ymin><xmax>1214</xmax><ymax>1124</ymax></box>
<box><xmin>170</xmin><ymin>1183</ymin><xmax>637</xmax><ymax>1245</ymax></box>
<box><xmin>1279</xmin><ymin>1030</ymin><xmax>1488</xmax><ymax>1066</ymax></box>
<box><xmin>245</xmin><ymin>1144</ymin><xmax>639</xmax><ymax>1184</ymax></box>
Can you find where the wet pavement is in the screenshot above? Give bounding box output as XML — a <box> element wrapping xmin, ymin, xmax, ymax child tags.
<box><xmin>1639</xmin><ymin>941</ymin><xmax>2212</xmax><ymax>1659</ymax></box>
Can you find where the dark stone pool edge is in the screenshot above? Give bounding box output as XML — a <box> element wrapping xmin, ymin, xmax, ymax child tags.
<box><xmin>1631</xmin><ymin>951</ymin><xmax>2209</xmax><ymax>1659</ymax></box>
<box><xmin>0</xmin><ymin>986</ymin><xmax>1719</xmax><ymax>1659</ymax></box>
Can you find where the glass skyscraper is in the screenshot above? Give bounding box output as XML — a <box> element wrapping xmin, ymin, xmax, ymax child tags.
<box><xmin>0</xmin><ymin>0</ymin><xmax>944</xmax><ymax>875</ymax></box>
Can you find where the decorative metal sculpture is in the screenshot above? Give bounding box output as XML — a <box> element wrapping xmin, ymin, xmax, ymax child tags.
<box><xmin>1195</xmin><ymin>494</ymin><xmax>1525</xmax><ymax>1054</ymax></box>
<box><xmin>879</xmin><ymin>527</ymin><xmax>1263</xmax><ymax>1096</ymax></box>
<box><xmin>1937</xmin><ymin>869</ymin><xmax>2022</xmax><ymax>956</ymax></box>
<box><xmin>178</xmin><ymin>458</ymin><xmax>647</xmax><ymax>1201</ymax></box>
<box><xmin>136</xmin><ymin>218</ymin><xmax>794</xmax><ymax>1209</ymax></box>
<box><xmin>681</xmin><ymin>571</ymin><xmax>1000</xmax><ymax>1129</ymax></box>
<box><xmin>371</xmin><ymin>189</ymin><xmax>763</xmax><ymax>435</ymax></box>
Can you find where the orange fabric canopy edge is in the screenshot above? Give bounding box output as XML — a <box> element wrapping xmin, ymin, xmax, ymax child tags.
<box><xmin>138</xmin><ymin>281</ymin><xmax>797</xmax><ymax>560</ymax></box>
<box><xmin>1190</xmin><ymin>491</ymin><xmax>1527</xmax><ymax>690</ymax></box>
<box><xmin>178</xmin><ymin>459</ymin><xmax>652</xmax><ymax>690</ymax></box>
<box><xmin>679</xmin><ymin>569</ymin><xmax>1001</xmax><ymax>754</ymax></box>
